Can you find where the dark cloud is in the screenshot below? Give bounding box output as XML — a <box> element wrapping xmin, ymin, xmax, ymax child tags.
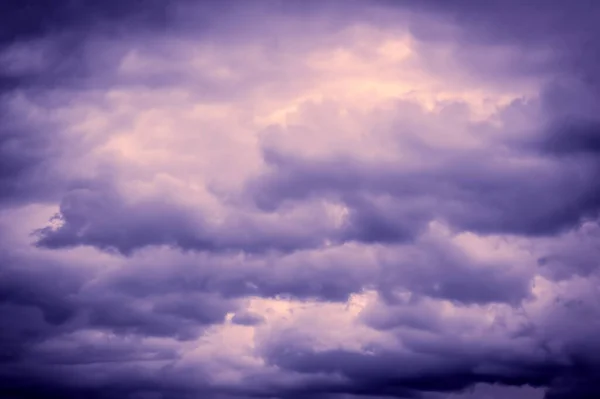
<box><xmin>260</xmin><ymin>343</ymin><xmax>556</xmax><ymax>398</ymax></box>
<box><xmin>0</xmin><ymin>0</ymin><xmax>173</xmax><ymax>44</ymax></box>
<box><xmin>33</xmin><ymin>180</ymin><xmax>333</xmax><ymax>255</ymax></box>
<box><xmin>101</xmin><ymin>246</ymin><xmax>373</xmax><ymax>303</ymax></box>
<box><xmin>399</xmin><ymin>0</ymin><xmax>599</xmax><ymax>84</ymax></box>
<box><xmin>541</xmin><ymin>121</ymin><xmax>600</xmax><ymax>158</ymax></box>
<box><xmin>248</xmin><ymin>125</ymin><xmax>600</xmax><ymax>240</ymax></box>
<box><xmin>258</xmin><ymin>286</ymin><xmax>600</xmax><ymax>399</ymax></box>
<box><xmin>375</xmin><ymin>240</ymin><xmax>532</xmax><ymax>307</ymax></box>
<box><xmin>231</xmin><ymin>311</ymin><xmax>265</xmax><ymax>326</ymax></box>
<box><xmin>0</xmin><ymin>92</ymin><xmax>69</xmax><ymax>207</ymax></box>
<box><xmin>82</xmin><ymin>292</ymin><xmax>235</xmax><ymax>340</ymax></box>
<box><xmin>33</xmin><ymin>182</ymin><xmax>210</xmax><ymax>255</ymax></box>
<box><xmin>0</xmin><ymin>1</ymin><xmax>173</xmax><ymax>93</ymax></box>
<box><xmin>0</xmin><ymin>245</ymin><xmax>87</xmax><ymax>363</ymax></box>
<box><xmin>0</xmin><ymin>235</ymin><xmax>238</xmax><ymax>374</ymax></box>
<box><xmin>535</xmin><ymin>222</ymin><xmax>600</xmax><ymax>280</ymax></box>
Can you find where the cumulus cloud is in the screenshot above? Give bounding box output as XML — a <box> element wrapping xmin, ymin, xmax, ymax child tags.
<box><xmin>1</xmin><ymin>1</ymin><xmax>600</xmax><ymax>398</ymax></box>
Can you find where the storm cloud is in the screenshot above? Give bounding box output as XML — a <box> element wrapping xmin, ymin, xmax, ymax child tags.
<box><xmin>1</xmin><ymin>1</ymin><xmax>600</xmax><ymax>398</ymax></box>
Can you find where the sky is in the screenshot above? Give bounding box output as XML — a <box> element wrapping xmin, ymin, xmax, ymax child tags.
<box><xmin>1</xmin><ymin>1</ymin><xmax>599</xmax><ymax>398</ymax></box>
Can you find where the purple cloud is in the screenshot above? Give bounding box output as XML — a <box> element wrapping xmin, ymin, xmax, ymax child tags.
<box><xmin>1</xmin><ymin>1</ymin><xmax>600</xmax><ymax>398</ymax></box>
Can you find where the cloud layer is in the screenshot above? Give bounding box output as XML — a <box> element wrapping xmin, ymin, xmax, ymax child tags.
<box><xmin>1</xmin><ymin>1</ymin><xmax>600</xmax><ymax>398</ymax></box>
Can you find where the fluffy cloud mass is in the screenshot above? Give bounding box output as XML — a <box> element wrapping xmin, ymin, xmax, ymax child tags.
<box><xmin>1</xmin><ymin>1</ymin><xmax>600</xmax><ymax>398</ymax></box>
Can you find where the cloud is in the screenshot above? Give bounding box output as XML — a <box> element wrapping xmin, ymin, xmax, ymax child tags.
<box><xmin>0</xmin><ymin>92</ymin><xmax>67</xmax><ymax>206</ymax></box>
<box><xmin>248</xmin><ymin>98</ymin><xmax>600</xmax><ymax>239</ymax></box>
<box><xmin>32</xmin><ymin>179</ymin><xmax>342</xmax><ymax>255</ymax></box>
<box><xmin>231</xmin><ymin>311</ymin><xmax>265</xmax><ymax>326</ymax></box>
<box><xmin>1</xmin><ymin>1</ymin><xmax>600</xmax><ymax>398</ymax></box>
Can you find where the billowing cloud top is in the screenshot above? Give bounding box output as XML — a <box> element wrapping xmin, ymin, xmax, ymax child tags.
<box><xmin>1</xmin><ymin>1</ymin><xmax>600</xmax><ymax>398</ymax></box>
